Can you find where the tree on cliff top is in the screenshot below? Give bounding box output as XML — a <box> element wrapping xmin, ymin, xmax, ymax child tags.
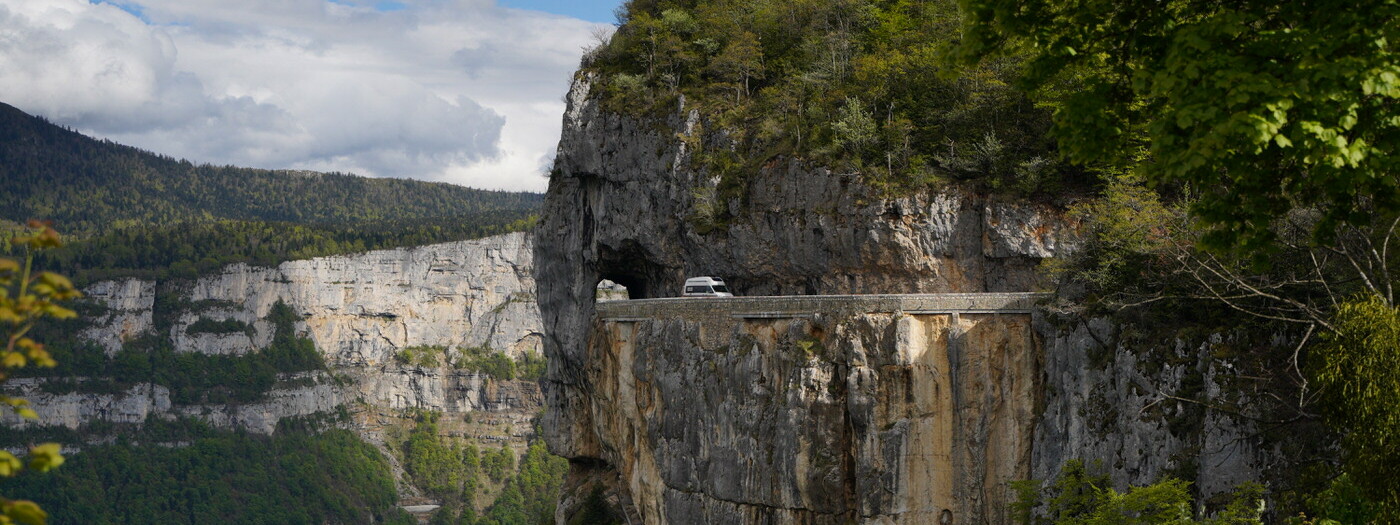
<box><xmin>587</xmin><ymin>0</ymin><xmax>1084</xmax><ymax>195</ymax></box>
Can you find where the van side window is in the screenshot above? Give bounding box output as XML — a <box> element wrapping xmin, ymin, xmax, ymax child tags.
<box><xmin>712</xmin><ymin>285</ymin><xmax>730</xmax><ymax>293</ymax></box>
<box><xmin>686</xmin><ymin>286</ymin><xmax>706</xmax><ymax>294</ymax></box>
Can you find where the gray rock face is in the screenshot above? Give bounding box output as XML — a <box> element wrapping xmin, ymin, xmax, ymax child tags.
<box><xmin>184</xmin><ymin>231</ymin><xmax>541</xmax><ymax>364</ymax></box>
<box><xmin>8</xmin><ymin>233</ymin><xmax>544</xmax><ymax>436</ymax></box>
<box><xmin>577</xmin><ymin>310</ymin><xmax>1038</xmax><ymax>524</ymax></box>
<box><xmin>537</xmin><ymin>73</ymin><xmax>1076</xmax><ymax>461</ymax></box>
<box><xmin>81</xmin><ymin>279</ymin><xmax>155</xmax><ymax>355</ymax></box>
<box><xmin>538</xmin><ymin>73</ymin><xmax>1278</xmax><ymax>523</ymax></box>
<box><xmin>1</xmin><ymin>374</ymin><xmax>344</xmax><ymax>435</ymax></box>
<box><xmin>537</xmin><ymin>74</ymin><xmax>1073</xmax><ymax>523</ymax></box>
<box><xmin>1031</xmin><ymin>317</ymin><xmax>1271</xmax><ymax>500</ymax></box>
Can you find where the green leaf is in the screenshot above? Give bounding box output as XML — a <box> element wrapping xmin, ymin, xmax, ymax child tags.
<box><xmin>26</xmin><ymin>443</ymin><xmax>64</xmax><ymax>473</ymax></box>
<box><xmin>0</xmin><ymin>451</ymin><xmax>22</xmax><ymax>477</ymax></box>
<box><xmin>3</xmin><ymin>500</ymin><xmax>47</xmax><ymax>525</ymax></box>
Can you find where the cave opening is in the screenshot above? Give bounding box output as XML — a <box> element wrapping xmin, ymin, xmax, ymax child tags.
<box><xmin>595</xmin><ymin>240</ymin><xmax>667</xmax><ymax>299</ymax></box>
<box><xmin>597</xmin><ymin>273</ymin><xmax>647</xmax><ymax>299</ymax></box>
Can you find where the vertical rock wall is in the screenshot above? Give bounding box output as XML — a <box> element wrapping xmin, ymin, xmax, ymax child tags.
<box><xmin>537</xmin><ymin>74</ymin><xmax>1075</xmax><ymax>523</ymax></box>
<box><xmin>538</xmin><ymin>72</ymin><xmax>1280</xmax><ymax>523</ymax></box>
<box><xmin>11</xmin><ymin>233</ymin><xmax>545</xmax><ymax>434</ymax></box>
<box><xmin>575</xmin><ymin>310</ymin><xmax>1037</xmax><ymax>524</ymax></box>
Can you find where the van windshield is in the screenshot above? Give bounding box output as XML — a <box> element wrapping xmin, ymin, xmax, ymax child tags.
<box><xmin>712</xmin><ymin>285</ymin><xmax>730</xmax><ymax>293</ymax></box>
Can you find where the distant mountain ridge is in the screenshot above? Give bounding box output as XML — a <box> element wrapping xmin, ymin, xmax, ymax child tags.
<box><xmin>0</xmin><ymin>101</ymin><xmax>541</xmax><ymax>281</ymax></box>
<box><xmin>0</xmin><ymin>101</ymin><xmax>541</xmax><ymax>236</ymax></box>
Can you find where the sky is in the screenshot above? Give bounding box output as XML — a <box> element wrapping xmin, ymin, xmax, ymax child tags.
<box><xmin>0</xmin><ymin>0</ymin><xmax>624</xmax><ymax>192</ymax></box>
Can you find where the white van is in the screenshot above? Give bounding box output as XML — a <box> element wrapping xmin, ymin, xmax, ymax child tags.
<box><xmin>683</xmin><ymin>276</ymin><xmax>733</xmax><ymax>297</ymax></box>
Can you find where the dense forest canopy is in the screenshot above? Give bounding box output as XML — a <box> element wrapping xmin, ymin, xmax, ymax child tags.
<box><xmin>25</xmin><ymin>213</ymin><xmax>537</xmax><ymax>284</ymax></box>
<box><xmin>587</xmin><ymin>0</ymin><xmax>1091</xmax><ymax>196</ymax></box>
<box><xmin>0</xmin><ymin>102</ymin><xmax>540</xmax><ymax>236</ymax></box>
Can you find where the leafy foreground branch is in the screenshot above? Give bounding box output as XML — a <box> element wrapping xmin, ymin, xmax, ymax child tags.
<box><xmin>0</xmin><ymin>222</ymin><xmax>80</xmax><ymax>525</ymax></box>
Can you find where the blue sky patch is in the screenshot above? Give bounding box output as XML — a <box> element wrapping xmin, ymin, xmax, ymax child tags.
<box><xmin>497</xmin><ymin>0</ymin><xmax>621</xmax><ymax>24</ymax></box>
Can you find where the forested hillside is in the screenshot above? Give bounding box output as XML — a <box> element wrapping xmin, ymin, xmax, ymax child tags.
<box><xmin>0</xmin><ymin>102</ymin><xmax>540</xmax><ymax>235</ymax></box>
<box><xmin>26</xmin><ymin>214</ymin><xmax>536</xmax><ymax>284</ymax></box>
<box><xmin>587</xmin><ymin>0</ymin><xmax>1090</xmax><ymax>195</ymax></box>
<box><xmin>0</xmin><ymin>102</ymin><xmax>541</xmax><ymax>280</ymax></box>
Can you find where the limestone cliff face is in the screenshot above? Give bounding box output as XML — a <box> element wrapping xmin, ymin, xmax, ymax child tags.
<box><xmin>537</xmin><ymin>72</ymin><xmax>1074</xmax><ymax>458</ymax></box>
<box><xmin>1031</xmin><ymin>318</ymin><xmax>1272</xmax><ymax>500</ymax></box>
<box><xmin>577</xmin><ymin>306</ymin><xmax>1038</xmax><ymax>524</ymax></box>
<box><xmin>11</xmin><ymin>233</ymin><xmax>543</xmax><ymax>436</ymax></box>
<box><xmin>178</xmin><ymin>231</ymin><xmax>541</xmax><ymax>364</ymax></box>
<box><xmin>3</xmin><ymin>374</ymin><xmax>343</xmax><ymax>435</ymax></box>
<box><xmin>544</xmin><ymin>75</ymin><xmax>1076</xmax><ymax>303</ymax></box>
<box><xmin>538</xmin><ymin>73</ymin><xmax>1271</xmax><ymax>523</ymax></box>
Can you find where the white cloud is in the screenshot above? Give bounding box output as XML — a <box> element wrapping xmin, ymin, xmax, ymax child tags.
<box><xmin>0</xmin><ymin>0</ymin><xmax>606</xmax><ymax>191</ymax></box>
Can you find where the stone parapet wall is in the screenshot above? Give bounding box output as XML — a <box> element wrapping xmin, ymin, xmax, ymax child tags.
<box><xmin>595</xmin><ymin>293</ymin><xmax>1046</xmax><ymax>321</ymax></box>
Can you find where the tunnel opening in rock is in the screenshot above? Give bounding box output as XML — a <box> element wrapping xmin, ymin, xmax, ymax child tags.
<box><xmin>597</xmin><ymin>240</ymin><xmax>667</xmax><ymax>299</ymax></box>
<box><xmin>598</xmin><ymin>273</ymin><xmax>646</xmax><ymax>299</ymax></box>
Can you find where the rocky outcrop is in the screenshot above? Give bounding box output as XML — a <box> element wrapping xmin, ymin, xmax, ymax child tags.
<box><xmin>3</xmin><ymin>375</ymin><xmax>343</xmax><ymax>435</ymax></box>
<box><xmin>7</xmin><ymin>233</ymin><xmax>544</xmax><ymax>437</ymax></box>
<box><xmin>537</xmin><ymin>74</ymin><xmax>1073</xmax><ymax>523</ymax></box>
<box><xmin>543</xmin><ymin>76</ymin><xmax>1076</xmax><ymax>303</ymax></box>
<box><xmin>537</xmin><ymin>73</ymin><xmax>1273</xmax><ymax>523</ymax></box>
<box><xmin>1031</xmin><ymin>318</ymin><xmax>1273</xmax><ymax>500</ymax></box>
<box><xmin>182</xmin><ymin>231</ymin><xmax>541</xmax><ymax>364</ymax></box>
<box><xmin>537</xmin><ymin>72</ymin><xmax>1075</xmax><ymax>455</ymax></box>
<box><xmin>81</xmin><ymin>279</ymin><xmax>155</xmax><ymax>355</ymax></box>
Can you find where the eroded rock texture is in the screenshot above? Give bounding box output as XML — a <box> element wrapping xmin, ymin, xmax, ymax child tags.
<box><xmin>537</xmin><ymin>71</ymin><xmax>1283</xmax><ymax>524</ymax></box>
<box><xmin>536</xmin><ymin>74</ymin><xmax>1073</xmax><ymax>524</ymax></box>
<box><xmin>575</xmin><ymin>310</ymin><xmax>1038</xmax><ymax>524</ymax></box>
<box><xmin>10</xmin><ymin>233</ymin><xmax>543</xmax><ymax>435</ymax></box>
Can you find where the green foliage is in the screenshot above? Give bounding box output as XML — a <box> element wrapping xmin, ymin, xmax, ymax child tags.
<box><xmin>958</xmin><ymin>0</ymin><xmax>1400</xmax><ymax>256</ymax></box>
<box><xmin>589</xmin><ymin>0</ymin><xmax>1082</xmax><ymax>195</ymax></box>
<box><xmin>395</xmin><ymin>346</ymin><xmax>543</xmax><ymax>382</ymax></box>
<box><xmin>455</xmin><ymin>346</ymin><xmax>518</xmax><ymax>380</ymax></box>
<box><xmin>831</xmin><ymin>97</ymin><xmax>879</xmax><ymax>155</ymax></box>
<box><xmin>1295</xmin><ymin>474</ymin><xmax>1378</xmax><ymax>525</ymax></box>
<box><xmin>1311</xmin><ymin>295</ymin><xmax>1400</xmax><ymax>520</ymax></box>
<box><xmin>26</xmin><ymin>300</ymin><xmax>324</xmax><ymax>404</ymax></box>
<box><xmin>0</xmin><ymin>428</ymin><xmax>405</xmax><ymax>524</ymax></box>
<box><xmin>0</xmin><ymin>222</ymin><xmax>82</xmax><ymax>525</ymax></box>
<box><xmin>0</xmin><ymin>102</ymin><xmax>541</xmax><ymax>241</ymax></box>
<box><xmin>1042</xmin><ymin>176</ymin><xmax>1185</xmax><ymax>299</ymax></box>
<box><xmin>184</xmin><ymin>317</ymin><xmax>253</xmax><ymax>337</ymax></box>
<box><xmin>394</xmin><ymin>415</ymin><xmax>567</xmax><ymax>525</ymax></box>
<box><xmin>482</xmin><ymin>445</ymin><xmax>515</xmax><ymax>484</ymax></box>
<box><xmin>26</xmin><ymin>214</ymin><xmax>538</xmax><ymax>285</ymax></box>
<box><xmin>1014</xmin><ymin>460</ymin><xmax>1265</xmax><ymax>524</ymax></box>
<box><xmin>397</xmin><ymin>345</ymin><xmax>451</xmax><ymax>368</ymax></box>
<box><xmin>403</xmin><ymin>414</ymin><xmax>479</xmax><ymax>502</ymax></box>
<box><xmin>479</xmin><ymin>440</ymin><xmax>568</xmax><ymax>525</ymax></box>
<box><xmin>515</xmin><ymin>351</ymin><xmax>546</xmax><ymax>382</ymax></box>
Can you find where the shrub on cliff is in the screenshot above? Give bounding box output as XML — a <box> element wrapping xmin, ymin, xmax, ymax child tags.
<box><xmin>1014</xmin><ymin>460</ymin><xmax>1265</xmax><ymax>524</ymax></box>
